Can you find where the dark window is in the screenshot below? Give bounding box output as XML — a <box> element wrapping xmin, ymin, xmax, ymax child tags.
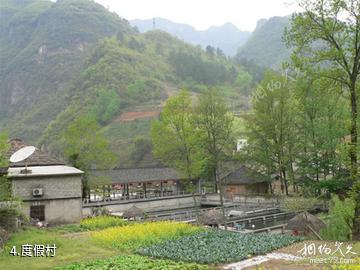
<box><xmin>30</xmin><ymin>205</ymin><xmax>45</xmax><ymax>221</ymax></box>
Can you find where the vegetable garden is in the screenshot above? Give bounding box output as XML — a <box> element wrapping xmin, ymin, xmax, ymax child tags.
<box><xmin>138</xmin><ymin>230</ymin><xmax>302</xmax><ymax>263</ymax></box>
<box><xmin>86</xmin><ymin>218</ymin><xmax>303</xmax><ymax>266</ymax></box>
<box><xmin>0</xmin><ymin>216</ymin><xmax>306</xmax><ymax>270</ymax></box>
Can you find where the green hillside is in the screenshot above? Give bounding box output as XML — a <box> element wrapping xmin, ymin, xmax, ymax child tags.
<box><xmin>236</xmin><ymin>16</ymin><xmax>291</xmax><ymax>69</ymax></box>
<box><xmin>0</xmin><ymin>0</ymin><xmax>251</xmax><ymax>166</ymax></box>
<box><xmin>0</xmin><ymin>0</ymin><xmax>133</xmax><ymax>141</ymax></box>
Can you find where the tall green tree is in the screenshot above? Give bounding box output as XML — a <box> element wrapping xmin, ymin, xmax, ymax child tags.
<box><xmin>285</xmin><ymin>0</ymin><xmax>360</xmax><ymax>239</ymax></box>
<box><xmin>0</xmin><ymin>132</ymin><xmax>10</xmax><ymax>201</ymax></box>
<box><xmin>193</xmin><ymin>89</ymin><xmax>235</xmax><ymax>229</ymax></box>
<box><xmin>91</xmin><ymin>88</ymin><xmax>120</xmax><ymax>125</ymax></box>
<box><xmin>151</xmin><ymin>91</ymin><xmax>204</xmax><ymax>218</ymax></box>
<box><xmin>63</xmin><ymin>116</ymin><xmax>118</xmax><ymax>198</ymax></box>
<box><xmin>245</xmin><ymin>71</ymin><xmax>296</xmax><ymax>195</ymax></box>
<box><xmin>294</xmin><ymin>77</ymin><xmax>348</xmax><ymax>194</ymax></box>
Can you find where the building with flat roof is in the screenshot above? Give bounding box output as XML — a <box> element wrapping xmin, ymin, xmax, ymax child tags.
<box><xmin>5</xmin><ymin>139</ymin><xmax>83</xmax><ymax>224</ymax></box>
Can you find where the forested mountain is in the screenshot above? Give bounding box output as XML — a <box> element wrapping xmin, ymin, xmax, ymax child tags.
<box><xmin>0</xmin><ymin>0</ymin><xmax>252</xmax><ymax>166</ymax></box>
<box><xmin>0</xmin><ymin>0</ymin><xmax>133</xmax><ymax>140</ymax></box>
<box><xmin>131</xmin><ymin>18</ymin><xmax>251</xmax><ymax>56</ymax></box>
<box><xmin>236</xmin><ymin>16</ymin><xmax>291</xmax><ymax>69</ymax></box>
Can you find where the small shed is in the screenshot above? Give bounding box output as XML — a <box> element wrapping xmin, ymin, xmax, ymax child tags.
<box><xmin>200</xmin><ymin>209</ymin><xmax>223</xmax><ymax>226</ymax></box>
<box><xmin>122</xmin><ymin>205</ymin><xmax>144</xmax><ymax>220</ymax></box>
<box><xmin>222</xmin><ymin>165</ymin><xmax>268</xmax><ymax>197</ymax></box>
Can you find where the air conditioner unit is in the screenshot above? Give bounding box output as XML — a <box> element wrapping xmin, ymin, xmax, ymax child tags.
<box><xmin>32</xmin><ymin>188</ymin><xmax>43</xmax><ymax>197</ymax></box>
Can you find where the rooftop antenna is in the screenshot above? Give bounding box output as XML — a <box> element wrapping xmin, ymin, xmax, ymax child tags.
<box><xmin>10</xmin><ymin>146</ymin><xmax>36</xmax><ymax>174</ymax></box>
<box><xmin>153</xmin><ymin>18</ymin><xmax>156</xmax><ymax>30</ymax></box>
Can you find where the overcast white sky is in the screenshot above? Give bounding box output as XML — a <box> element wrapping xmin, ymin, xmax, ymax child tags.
<box><xmin>94</xmin><ymin>0</ymin><xmax>301</xmax><ymax>32</ymax></box>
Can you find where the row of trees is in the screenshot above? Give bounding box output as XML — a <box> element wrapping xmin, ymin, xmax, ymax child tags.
<box><xmin>245</xmin><ymin>72</ymin><xmax>349</xmax><ymax>196</ymax></box>
<box><xmin>285</xmin><ymin>0</ymin><xmax>360</xmax><ymax>240</ymax></box>
<box><xmin>245</xmin><ymin>0</ymin><xmax>360</xmax><ymax>239</ymax></box>
<box><xmin>168</xmin><ymin>50</ymin><xmax>234</xmax><ymax>85</ymax></box>
<box><xmin>151</xmin><ymin>90</ymin><xmax>235</xmax><ymax>227</ymax></box>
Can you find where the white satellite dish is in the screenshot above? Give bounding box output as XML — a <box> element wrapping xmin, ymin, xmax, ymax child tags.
<box><xmin>10</xmin><ymin>146</ymin><xmax>36</xmax><ymax>174</ymax></box>
<box><xmin>10</xmin><ymin>146</ymin><xmax>36</xmax><ymax>163</ymax></box>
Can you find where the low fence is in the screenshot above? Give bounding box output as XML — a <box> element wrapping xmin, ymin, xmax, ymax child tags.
<box><xmin>82</xmin><ymin>194</ymin><xmax>199</xmax><ymax>217</ymax></box>
<box><xmin>83</xmin><ymin>191</ymin><xmax>190</xmax><ymax>204</ymax></box>
<box><xmin>201</xmin><ymin>193</ymin><xmax>280</xmax><ymax>206</ymax></box>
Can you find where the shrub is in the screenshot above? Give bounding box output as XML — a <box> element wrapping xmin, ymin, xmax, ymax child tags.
<box><xmin>53</xmin><ymin>254</ymin><xmax>212</xmax><ymax>270</ymax></box>
<box><xmin>320</xmin><ymin>195</ymin><xmax>355</xmax><ymax>241</ymax></box>
<box><xmin>0</xmin><ymin>227</ymin><xmax>11</xmax><ymax>249</ymax></box>
<box><xmin>280</xmin><ymin>195</ymin><xmax>318</xmax><ymax>213</ymax></box>
<box><xmin>91</xmin><ymin>221</ymin><xmax>202</xmax><ymax>250</ymax></box>
<box><xmin>138</xmin><ymin>230</ymin><xmax>302</xmax><ymax>264</ymax></box>
<box><xmin>0</xmin><ymin>201</ymin><xmax>21</xmax><ymax>232</ymax></box>
<box><xmin>80</xmin><ymin>216</ymin><xmax>128</xmax><ymax>231</ymax></box>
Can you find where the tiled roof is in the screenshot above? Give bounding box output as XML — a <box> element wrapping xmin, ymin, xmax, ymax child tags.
<box><xmin>7</xmin><ymin>139</ymin><xmax>64</xmax><ymax>167</ymax></box>
<box><xmin>89</xmin><ymin>167</ymin><xmax>182</xmax><ymax>184</ymax></box>
<box><xmin>222</xmin><ymin>165</ymin><xmax>267</xmax><ymax>185</ymax></box>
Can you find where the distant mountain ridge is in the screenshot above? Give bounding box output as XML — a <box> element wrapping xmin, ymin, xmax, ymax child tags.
<box><xmin>236</xmin><ymin>16</ymin><xmax>291</xmax><ymax>69</ymax></box>
<box><xmin>130</xmin><ymin>17</ymin><xmax>251</xmax><ymax>56</ymax></box>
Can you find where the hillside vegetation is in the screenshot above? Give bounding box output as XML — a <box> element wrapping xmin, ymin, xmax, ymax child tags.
<box><xmin>0</xmin><ymin>0</ymin><xmax>133</xmax><ymax>141</ymax></box>
<box><xmin>236</xmin><ymin>16</ymin><xmax>291</xmax><ymax>69</ymax></box>
<box><xmin>0</xmin><ymin>0</ymin><xmax>252</xmax><ymax>166</ymax></box>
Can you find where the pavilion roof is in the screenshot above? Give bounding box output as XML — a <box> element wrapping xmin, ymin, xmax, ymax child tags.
<box><xmin>89</xmin><ymin>167</ymin><xmax>182</xmax><ymax>184</ymax></box>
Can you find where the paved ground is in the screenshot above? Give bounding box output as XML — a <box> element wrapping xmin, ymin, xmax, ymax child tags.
<box><xmin>223</xmin><ymin>253</ymin><xmax>301</xmax><ymax>270</ymax></box>
<box><xmin>223</xmin><ymin>240</ymin><xmax>360</xmax><ymax>270</ymax></box>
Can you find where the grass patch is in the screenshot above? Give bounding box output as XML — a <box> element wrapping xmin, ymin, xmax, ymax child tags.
<box><xmin>0</xmin><ymin>227</ymin><xmax>117</xmax><ymax>270</ymax></box>
<box><xmin>53</xmin><ymin>254</ymin><xmax>214</xmax><ymax>270</ymax></box>
<box><xmin>91</xmin><ymin>221</ymin><xmax>203</xmax><ymax>250</ymax></box>
<box><xmin>138</xmin><ymin>230</ymin><xmax>303</xmax><ymax>264</ymax></box>
<box><xmin>47</xmin><ymin>224</ymin><xmax>85</xmax><ymax>234</ymax></box>
<box><xmin>80</xmin><ymin>216</ymin><xmax>128</xmax><ymax>231</ymax></box>
<box><xmin>101</xmin><ymin>119</ymin><xmax>151</xmax><ymax>140</ymax></box>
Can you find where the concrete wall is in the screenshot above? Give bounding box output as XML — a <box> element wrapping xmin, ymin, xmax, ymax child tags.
<box><xmin>11</xmin><ymin>175</ymin><xmax>82</xmax><ymax>201</ymax></box>
<box><xmin>21</xmin><ymin>198</ymin><xmax>82</xmax><ymax>224</ymax></box>
<box><xmin>11</xmin><ymin>174</ymin><xmax>82</xmax><ymax>224</ymax></box>
<box><xmin>82</xmin><ymin>195</ymin><xmax>198</xmax><ymax>216</ymax></box>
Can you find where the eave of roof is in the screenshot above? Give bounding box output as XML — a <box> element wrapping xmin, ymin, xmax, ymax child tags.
<box><xmin>89</xmin><ymin>167</ymin><xmax>182</xmax><ymax>184</ymax></box>
<box><xmin>8</xmin><ymin>165</ymin><xmax>83</xmax><ymax>178</ymax></box>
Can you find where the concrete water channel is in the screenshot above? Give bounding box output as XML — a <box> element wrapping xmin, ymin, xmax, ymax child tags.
<box><xmin>145</xmin><ymin>204</ymin><xmax>296</xmax><ymax>234</ymax></box>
